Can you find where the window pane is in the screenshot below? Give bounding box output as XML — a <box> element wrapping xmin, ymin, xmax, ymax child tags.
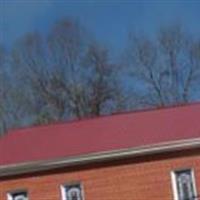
<box><xmin>175</xmin><ymin>170</ymin><xmax>196</xmax><ymax>200</ymax></box>
<box><xmin>9</xmin><ymin>191</ymin><xmax>28</xmax><ymax>200</ymax></box>
<box><xmin>64</xmin><ymin>184</ymin><xmax>83</xmax><ymax>200</ymax></box>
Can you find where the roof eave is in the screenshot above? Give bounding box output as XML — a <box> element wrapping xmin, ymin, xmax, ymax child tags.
<box><xmin>1</xmin><ymin>137</ymin><xmax>200</xmax><ymax>177</ymax></box>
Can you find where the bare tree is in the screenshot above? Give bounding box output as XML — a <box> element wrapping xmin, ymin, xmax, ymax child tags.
<box><xmin>47</xmin><ymin>19</ymin><xmax>122</xmax><ymax>118</ymax></box>
<box><xmin>82</xmin><ymin>42</ymin><xmax>121</xmax><ymax>116</ymax></box>
<box><xmin>182</xmin><ymin>39</ymin><xmax>200</xmax><ymax>102</ymax></box>
<box><xmin>126</xmin><ymin>34</ymin><xmax>166</xmax><ymax>106</ymax></box>
<box><xmin>47</xmin><ymin>19</ymin><xmax>90</xmax><ymax>119</ymax></box>
<box><xmin>9</xmin><ymin>18</ymin><xmax>122</xmax><ymax>128</ymax></box>
<box><xmin>125</xmin><ymin>24</ymin><xmax>200</xmax><ymax>107</ymax></box>
<box><xmin>158</xmin><ymin>24</ymin><xmax>186</xmax><ymax>103</ymax></box>
<box><xmin>0</xmin><ymin>45</ymin><xmax>8</xmax><ymax>135</ymax></box>
<box><xmin>0</xmin><ymin>45</ymin><xmax>16</xmax><ymax>135</ymax></box>
<box><xmin>11</xmin><ymin>32</ymin><xmax>56</xmax><ymax>124</ymax></box>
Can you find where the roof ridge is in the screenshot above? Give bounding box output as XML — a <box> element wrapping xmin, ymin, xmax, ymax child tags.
<box><xmin>4</xmin><ymin>100</ymin><xmax>200</xmax><ymax>135</ymax></box>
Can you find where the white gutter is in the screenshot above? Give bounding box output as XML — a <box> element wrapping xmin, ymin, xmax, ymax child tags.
<box><xmin>1</xmin><ymin>137</ymin><xmax>200</xmax><ymax>177</ymax></box>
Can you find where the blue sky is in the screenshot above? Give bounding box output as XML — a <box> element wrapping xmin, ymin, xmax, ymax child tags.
<box><xmin>1</xmin><ymin>0</ymin><xmax>200</xmax><ymax>50</ymax></box>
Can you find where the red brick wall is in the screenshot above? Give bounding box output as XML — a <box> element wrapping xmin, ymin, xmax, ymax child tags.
<box><xmin>1</xmin><ymin>149</ymin><xmax>200</xmax><ymax>200</ymax></box>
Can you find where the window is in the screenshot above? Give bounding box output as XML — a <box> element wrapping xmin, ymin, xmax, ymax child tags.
<box><xmin>61</xmin><ymin>183</ymin><xmax>83</xmax><ymax>200</ymax></box>
<box><xmin>171</xmin><ymin>169</ymin><xmax>197</xmax><ymax>200</ymax></box>
<box><xmin>7</xmin><ymin>191</ymin><xmax>28</xmax><ymax>200</ymax></box>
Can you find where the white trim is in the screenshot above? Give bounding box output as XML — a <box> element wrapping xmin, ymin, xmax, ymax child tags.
<box><xmin>7</xmin><ymin>193</ymin><xmax>12</xmax><ymax>200</ymax></box>
<box><xmin>191</xmin><ymin>169</ymin><xmax>198</xmax><ymax>199</ymax></box>
<box><xmin>60</xmin><ymin>185</ymin><xmax>66</xmax><ymax>200</ymax></box>
<box><xmin>171</xmin><ymin>171</ymin><xmax>179</xmax><ymax>200</ymax></box>
<box><xmin>1</xmin><ymin>137</ymin><xmax>200</xmax><ymax>177</ymax></box>
<box><xmin>171</xmin><ymin>168</ymin><xmax>197</xmax><ymax>200</ymax></box>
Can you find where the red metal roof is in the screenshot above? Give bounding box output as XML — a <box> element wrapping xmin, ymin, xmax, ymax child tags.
<box><xmin>1</xmin><ymin>103</ymin><xmax>200</xmax><ymax>167</ymax></box>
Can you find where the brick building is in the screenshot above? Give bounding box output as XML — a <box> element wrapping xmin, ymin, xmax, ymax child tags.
<box><xmin>1</xmin><ymin>103</ymin><xmax>200</xmax><ymax>200</ymax></box>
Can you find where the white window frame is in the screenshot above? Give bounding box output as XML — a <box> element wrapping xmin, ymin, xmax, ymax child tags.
<box><xmin>60</xmin><ymin>182</ymin><xmax>84</xmax><ymax>200</ymax></box>
<box><xmin>171</xmin><ymin>168</ymin><xmax>198</xmax><ymax>200</ymax></box>
<box><xmin>7</xmin><ymin>190</ymin><xmax>28</xmax><ymax>200</ymax></box>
